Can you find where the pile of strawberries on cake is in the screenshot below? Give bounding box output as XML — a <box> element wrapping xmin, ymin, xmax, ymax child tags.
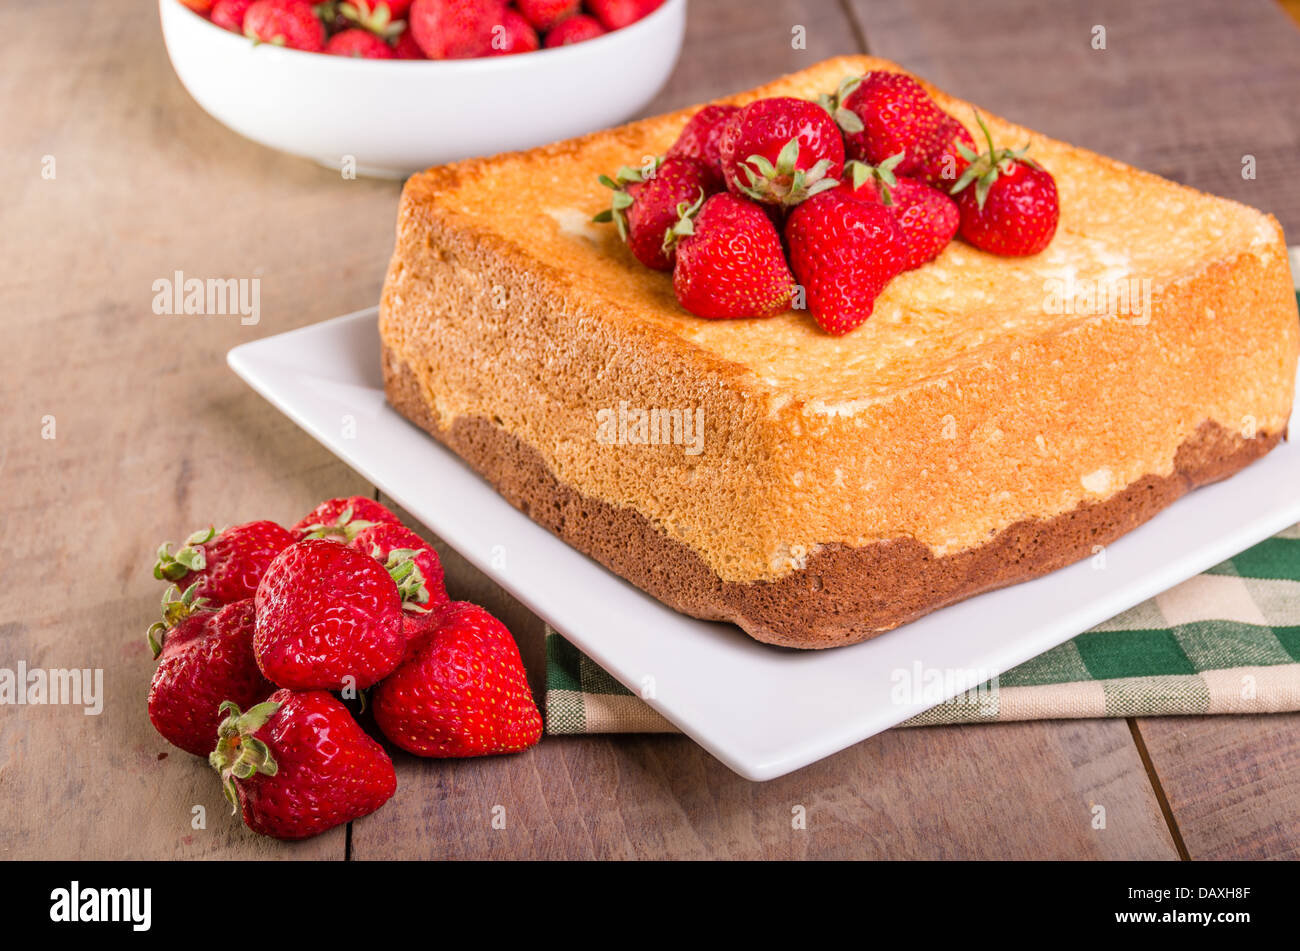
<box><xmin>596</xmin><ymin>72</ymin><xmax>1061</xmax><ymax>335</ymax></box>
<box><xmin>145</xmin><ymin>497</ymin><xmax>542</xmax><ymax>840</ymax></box>
<box><xmin>182</xmin><ymin>0</ymin><xmax>663</xmax><ymax>58</ymax></box>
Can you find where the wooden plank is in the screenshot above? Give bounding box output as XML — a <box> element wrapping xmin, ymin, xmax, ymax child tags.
<box><xmin>355</xmin><ymin>718</ymin><xmax>1177</xmax><ymax>859</ymax></box>
<box><xmin>642</xmin><ymin>0</ymin><xmax>862</xmax><ymax>112</ymax></box>
<box><xmin>847</xmin><ymin>0</ymin><xmax>1300</xmax><ymax>235</ymax></box>
<box><xmin>1135</xmin><ymin>716</ymin><xmax>1300</xmax><ymax>860</ymax></box>
<box><xmin>0</xmin><ymin>0</ymin><xmax>407</xmax><ymax>858</ymax></box>
<box><xmin>850</xmin><ymin>0</ymin><xmax>1300</xmax><ymax>860</ymax></box>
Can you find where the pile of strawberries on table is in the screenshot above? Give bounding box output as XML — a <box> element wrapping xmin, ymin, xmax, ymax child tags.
<box><xmin>147</xmin><ymin>497</ymin><xmax>542</xmax><ymax>840</ymax></box>
<box><xmin>596</xmin><ymin>72</ymin><xmax>1061</xmax><ymax>335</ymax></box>
<box><xmin>181</xmin><ymin>0</ymin><xmax>664</xmax><ymax>57</ymax></box>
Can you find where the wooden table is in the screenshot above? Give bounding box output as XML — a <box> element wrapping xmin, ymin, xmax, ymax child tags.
<box><xmin>4</xmin><ymin>0</ymin><xmax>1299</xmax><ymax>860</ymax></box>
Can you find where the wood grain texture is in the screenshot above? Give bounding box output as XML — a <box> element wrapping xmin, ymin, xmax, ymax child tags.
<box><xmin>0</xmin><ymin>0</ymin><xmax>1292</xmax><ymax>859</ymax></box>
<box><xmin>0</xmin><ymin>0</ymin><xmax>400</xmax><ymax>858</ymax></box>
<box><xmin>847</xmin><ymin>0</ymin><xmax>1300</xmax><ymax>236</ymax></box>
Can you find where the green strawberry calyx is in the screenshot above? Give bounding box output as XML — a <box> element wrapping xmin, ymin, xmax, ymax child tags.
<box><xmin>735</xmin><ymin>137</ymin><xmax>839</xmax><ymax>207</ymax></box>
<box><xmin>209</xmin><ymin>700</ymin><xmax>282</xmax><ymax>813</ymax></box>
<box><xmin>382</xmin><ymin>548</ymin><xmax>431</xmax><ymax>614</ymax></box>
<box><xmin>152</xmin><ymin>526</ymin><xmax>215</xmax><ymax>582</ymax></box>
<box><xmin>338</xmin><ymin>1</ymin><xmax>407</xmax><ymax>40</ymax></box>
<box><xmin>146</xmin><ymin>583</ymin><xmax>210</xmax><ymax>659</ymax></box>
<box><xmin>845</xmin><ymin>153</ymin><xmax>905</xmax><ymax>206</ymax></box>
<box><xmin>948</xmin><ymin>110</ymin><xmax>1036</xmax><ymax>211</ymax></box>
<box><xmin>592</xmin><ymin>157</ymin><xmax>664</xmax><ymax>242</ymax></box>
<box><xmin>818</xmin><ymin>75</ymin><xmax>866</xmax><ymax>135</ymax></box>
<box><xmin>301</xmin><ymin>504</ymin><xmax>375</xmax><ymax>543</ymax></box>
<box><xmin>661</xmin><ymin>188</ymin><xmax>709</xmax><ymax>258</ymax></box>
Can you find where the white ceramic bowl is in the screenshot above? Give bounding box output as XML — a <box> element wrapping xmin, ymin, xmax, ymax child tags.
<box><xmin>159</xmin><ymin>0</ymin><xmax>687</xmax><ymax>177</ymax></box>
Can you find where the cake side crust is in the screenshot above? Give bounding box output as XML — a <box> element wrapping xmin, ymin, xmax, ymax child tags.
<box><xmin>384</xmin><ymin>346</ymin><xmax>1284</xmax><ymax>649</ymax></box>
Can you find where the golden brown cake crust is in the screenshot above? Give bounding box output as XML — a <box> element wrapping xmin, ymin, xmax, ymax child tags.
<box><xmin>385</xmin><ymin>346</ymin><xmax>1283</xmax><ymax>649</ymax></box>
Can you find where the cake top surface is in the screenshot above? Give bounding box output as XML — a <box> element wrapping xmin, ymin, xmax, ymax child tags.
<box><xmin>404</xmin><ymin>55</ymin><xmax>1283</xmax><ymax>407</ymax></box>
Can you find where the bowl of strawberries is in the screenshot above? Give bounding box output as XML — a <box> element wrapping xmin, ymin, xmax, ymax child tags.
<box><xmin>160</xmin><ymin>0</ymin><xmax>685</xmax><ymax>177</ymax></box>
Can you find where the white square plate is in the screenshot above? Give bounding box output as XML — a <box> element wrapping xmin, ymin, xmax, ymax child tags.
<box><xmin>229</xmin><ymin>308</ymin><xmax>1300</xmax><ymax>780</ymax></box>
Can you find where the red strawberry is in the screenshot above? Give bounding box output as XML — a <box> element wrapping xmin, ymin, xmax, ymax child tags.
<box><xmin>325</xmin><ymin>28</ymin><xmax>395</xmax><ymax>57</ymax></box>
<box><xmin>594</xmin><ymin>155</ymin><xmax>720</xmax><ymax>271</ymax></box>
<box><xmin>408</xmin><ymin>0</ymin><xmax>503</xmax><ymax>58</ymax></box>
<box><xmin>243</xmin><ymin>0</ymin><xmax>326</xmax><ymax>52</ymax></box>
<box><xmin>544</xmin><ymin>13</ymin><xmax>605</xmax><ymax>46</ymax></box>
<box><xmin>290</xmin><ymin>495</ymin><xmax>402</xmax><ymax>542</ymax></box>
<box><xmin>211</xmin><ymin>0</ymin><xmax>254</xmax><ymax>31</ymax></box>
<box><xmin>391</xmin><ymin>28</ymin><xmax>424</xmax><ymax>57</ymax></box>
<box><xmin>785</xmin><ymin>190</ymin><xmax>907</xmax><ymax>335</ymax></box>
<box><xmin>348</xmin><ymin>522</ymin><xmax>449</xmax><ymax>623</ymax></box>
<box><xmin>919</xmin><ymin>116</ymin><xmax>976</xmax><ymax>189</ymax></box>
<box><xmin>718</xmin><ymin>97</ymin><xmax>844</xmax><ymax>206</ymax></box>
<box><xmin>154</xmin><ymin>520</ymin><xmax>293</xmax><ymax>608</ymax></box>
<box><xmin>668</xmin><ymin>192</ymin><xmax>794</xmax><ymax>320</ymax></box>
<box><xmin>372</xmin><ymin>602</ymin><xmax>542</xmax><ymax>757</ymax></box>
<box><xmin>950</xmin><ymin>112</ymin><xmax>1059</xmax><ymax>256</ymax></box>
<box><xmin>822</xmin><ymin>72</ymin><xmax>949</xmax><ymax>177</ymax></box>
<box><xmin>210</xmin><ymin>690</ymin><xmax>396</xmax><ymax>840</ymax></box>
<box><xmin>516</xmin><ymin>0</ymin><xmax>578</xmax><ymax>32</ymax></box>
<box><xmin>180</xmin><ymin>0</ymin><xmax>216</xmax><ymax>12</ymax></box>
<box><xmin>666</xmin><ymin>104</ymin><xmax>740</xmax><ymax>179</ymax></box>
<box><xmin>253</xmin><ymin>539</ymin><xmax>408</xmax><ymax>690</ymax></box>
<box><xmin>148</xmin><ymin>594</ymin><xmax>274</xmax><ymax>757</ymax></box>
<box><xmin>489</xmin><ymin>9</ymin><xmax>540</xmax><ymax>54</ymax></box>
<box><xmin>587</xmin><ymin>0</ymin><xmax>653</xmax><ymax>30</ymax></box>
<box><xmin>839</xmin><ymin>160</ymin><xmax>958</xmax><ymax>270</ymax></box>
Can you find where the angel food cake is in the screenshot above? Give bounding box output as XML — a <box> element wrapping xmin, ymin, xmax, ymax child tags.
<box><xmin>378</xmin><ymin>56</ymin><xmax>1298</xmax><ymax>648</ymax></box>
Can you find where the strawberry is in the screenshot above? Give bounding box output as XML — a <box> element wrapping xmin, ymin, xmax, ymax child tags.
<box><xmin>180</xmin><ymin>0</ymin><xmax>216</xmax><ymax>12</ymax></box>
<box><xmin>372</xmin><ymin>602</ymin><xmax>542</xmax><ymax>757</ymax></box>
<box><xmin>408</xmin><ymin>0</ymin><xmax>503</xmax><ymax>59</ymax></box>
<box><xmin>544</xmin><ymin>13</ymin><xmax>606</xmax><ymax>46</ymax></box>
<box><xmin>211</xmin><ymin>0</ymin><xmax>254</xmax><ymax>32</ymax></box>
<box><xmin>668</xmin><ymin>192</ymin><xmax>794</xmax><ymax>320</ymax></box>
<box><xmin>587</xmin><ymin>0</ymin><xmax>654</xmax><ymax>30</ymax></box>
<box><xmin>949</xmin><ymin>112</ymin><xmax>1059</xmax><ymax>256</ymax></box>
<box><xmin>147</xmin><ymin>594</ymin><xmax>274</xmax><ymax>757</ymax></box>
<box><xmin>153</xmin><ymin>520</ymin><xmax>293</xmax><ymax>608</ymax></box>
<box><xmin>243</xmin><ymin>0</ymin><xmax>326</xmax><ymax>52</ymax></box>
<box><xmin>821</xmin><ymin>72</ymin><xmax>949</xmax><ymax>178</ymax></box>
<box><xmin>290</xmin><ymin>495</ymin><xmax>402</xmax><ymax>542</ymax></box>
<box><xmin>253</xmin><ymin>539</ymin><xmax>409</xmax><ymax>690</ymax></box>
<box><xmin>391</xmin><ymin>28</ymin><xmax>424</xmax><ymax>57</ymax></box>
<box><xmin>785</xmin><ymin>190</ymin><xmax>906</xmax><ymax>335</ymax></box>
<box><xmin>516</xmin><ymin>0</ymin><xmax>578</xmax><ymax>32</ymax></box>
<box><xmin>666</xmin><ymin>104</ymin><xmax>740</xmax><ymax>179</ymax></box>
<box><xmin>594</xmin><ymin>155</ymin><xmax>720</xmax><ymax>271</ymax></box>
<box><xmin>489</xmin><ymin>9</ymin><xmax>540</xmax><ymax>55</ymax></box>
<box><xmin>210</xmin><ymin>690</ymin><xmax>396</xmax><ymax>840</ymax></box>
<box><xmin>839</xmin><ymin>160</ymin><xmax>958</xmax><ymax>270</ymax></box>
<box><xmin>919</xmin><ymin>116</ymin><xmax>976</xmax><ymax>189</ymax></box>
<box><xmin>717</xmin><ymin>97</ymin><xmax>844</xmax><ymax>206</ymax></box>
<box><xmin>325</xmin><ymin>27</ymin><xmax>396</xmax><ymax>57</ymax></box>
<box><xmin>348</xmin><ymin>522</ymin><xmax>450</xmax><ymax>634</ymax></box>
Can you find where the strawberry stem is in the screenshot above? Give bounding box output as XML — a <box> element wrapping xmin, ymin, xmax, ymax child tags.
<box><xmin>209</xmin><ymin>700</ymin><xmax>282</xmax><ymax>812</ymax></box>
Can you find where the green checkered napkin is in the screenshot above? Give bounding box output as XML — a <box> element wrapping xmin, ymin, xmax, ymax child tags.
<box><xmin>546</xmin><ymin>277</ymin><xmax>1300</xmax><ymax>734</ymax></box>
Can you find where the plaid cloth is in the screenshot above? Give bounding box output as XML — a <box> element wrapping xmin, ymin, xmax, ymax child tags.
<box><xmin>546</xmin><ymin>278</ymin><xmax>1300</xmax><ymax>734</ymax></box>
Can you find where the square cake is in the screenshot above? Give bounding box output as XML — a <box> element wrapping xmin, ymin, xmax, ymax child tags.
<box><xmin>378</xmin><ymin>55</ymin><xmax>1298</xmax><ymax>648</ymax></box>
